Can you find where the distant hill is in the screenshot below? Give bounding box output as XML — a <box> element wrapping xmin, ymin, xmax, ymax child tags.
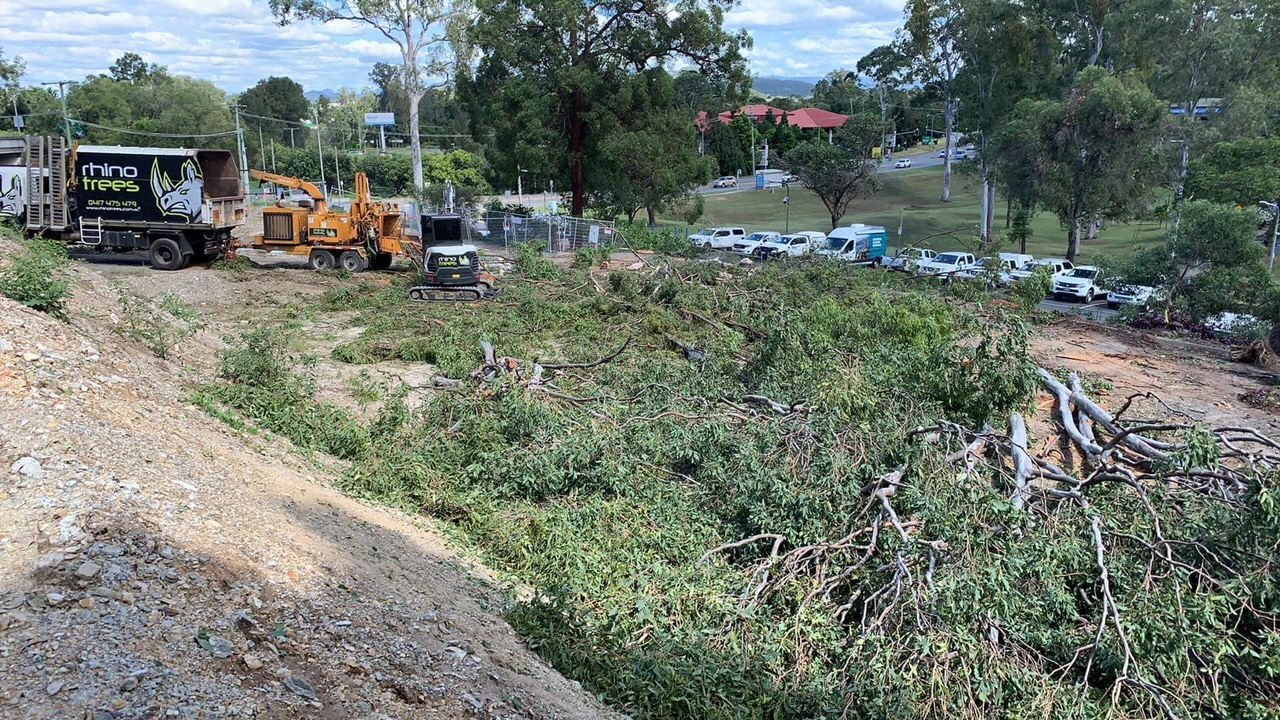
<box><xmin>752</xmin><ymin>76</ymin><xmax>820</xmax><ymax>97</ymax></box>
<box><xmin>304</xmin><ymin>89</ymin><xmax>339</xmax><ymax>102</ymax></box>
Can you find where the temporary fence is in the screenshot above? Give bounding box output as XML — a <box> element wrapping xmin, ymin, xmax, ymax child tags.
<box><xmin>479</xmin><ymin>210</ymin><xmax>619</xmax><ymax>252</ymax></box>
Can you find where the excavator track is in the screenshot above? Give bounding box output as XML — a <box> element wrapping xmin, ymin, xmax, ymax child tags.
<box><xmin>407</xmin><ymin>284</ymin><xmax>493</xmax><ymax>302</ymax></box>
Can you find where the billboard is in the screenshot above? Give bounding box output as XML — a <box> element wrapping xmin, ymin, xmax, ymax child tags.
<box><xmin>365</xmin><ymin>112</ymin><xmax>395</xmax><ymax>126</ymax></box>
<box><xmin>75</xmin><ymin>150</ymin><xmax>206</xmax><ymax>224</ymax></box>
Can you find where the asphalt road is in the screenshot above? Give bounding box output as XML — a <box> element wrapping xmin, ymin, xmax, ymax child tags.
<box><xmin>1038</xmin><ymin>296</ymin><xmax>1119</xmax><ymax>321</ymax></box>
<box><xmin>695</xmin><ymin>153</ymin><xmax>955</xmax><ymax>196</ymax></box>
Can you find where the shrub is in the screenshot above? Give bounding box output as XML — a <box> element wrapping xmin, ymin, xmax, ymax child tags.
<box><xmin>114</xmin><ymin>286</ymin><xmax>206</xmax><ymax>359</ymax></box>
<box><xmin>0</xmin><ymin>234</ymin><xmax>71</xmax><ymax>318</ymax></box>
<box><xmin>513</xmin><ymin>242</ymin><xmax>561</xmax><ymax>279</ymax></box>
<box><xmin>1009</xmin><ymin>266</ymin><xmax>1053</xmax><ymax>311</ymax></box>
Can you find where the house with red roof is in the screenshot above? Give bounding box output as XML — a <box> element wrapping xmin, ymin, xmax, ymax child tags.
<box><xmin>696</xmin><ymin>104</ymin><xmax>849</xmax><ymax>140</ymax></box>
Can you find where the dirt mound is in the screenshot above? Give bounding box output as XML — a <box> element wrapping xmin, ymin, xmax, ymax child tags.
<box><xmin>0</xmin><ymin>258</ymin><xmax>612</xmax><ymax>717</ymax></box>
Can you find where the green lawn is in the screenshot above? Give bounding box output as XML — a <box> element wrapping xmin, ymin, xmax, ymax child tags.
<box><xmin>676</xmin><ymin>166</ymin><xmax>1169</xmax><ymax>263</ymax></box>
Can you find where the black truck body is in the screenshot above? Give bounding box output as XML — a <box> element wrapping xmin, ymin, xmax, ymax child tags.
<box><xmin>3</xmin><ymin>136</ymin><xmax>246</xmax><ymax>270</ymax></box>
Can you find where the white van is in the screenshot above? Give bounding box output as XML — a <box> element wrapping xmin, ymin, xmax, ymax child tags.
<box><xmin>816</xmin><ymin>224</ymin><xmax>889</xmax><ymax>264</ymax></box>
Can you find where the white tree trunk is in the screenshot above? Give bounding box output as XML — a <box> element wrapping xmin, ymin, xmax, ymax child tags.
<box><xmin>941</xmin><ymin>96</ymin><xmax>953</xmax><ymax>202</ymax></box>
<box><xmin>980</xmin><ymin>175</ymin><xmax>989</xmax><ymax>241</ymax></box>
<box><xmin>410</xmin><ymin>89</ymin><xmax>424</xmax><ymax>191</ymax></box>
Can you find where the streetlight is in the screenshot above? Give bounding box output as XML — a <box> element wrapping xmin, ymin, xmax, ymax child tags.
<box><xmin>1262</xmin><ymin>200</ymin><xmax>1280</xmax><ymax>272</ymax></box>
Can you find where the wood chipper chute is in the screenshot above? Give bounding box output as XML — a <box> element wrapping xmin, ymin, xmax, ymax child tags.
<box><xmin>408</xmin><ymin>213</ymin><xmax>498</xmax><ymax>302</ymax></box>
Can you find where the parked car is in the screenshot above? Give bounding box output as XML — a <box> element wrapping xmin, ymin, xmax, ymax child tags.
<box><xmin>881</xmin><ymin>247</ymin><xmax>937</xmax><ymax>272</ymax></box>
<box><xmin>1107</xmin><ymin>283</ymin><xmax>1157</xmax><ymax>310</ymax></box>
<box><xmin>954</xmin><ymin>253</ymin><xmax>1032</xmax><ymax>283</ymax></box>
<box><xmin>1052</xmin><ymin>266</ymin><xmax>1105</xmax><ymax>302</ymax></box>
<box><xmin>1008</xmin><ymin>257</ymin><xmax>1073</xmax><ymax>283</ymax></box>
<box><xmin>780</xmin><ymin>173</ymin><xmax>799</xmax><ymax>184</ymax></box>
<box><xmin>712</xmin><ymin>176</ymin><xmax>737</xmax><ymax>188</ymax></box>
<box><xmin>689</xmin><ymin>226</ymin><xmax>746</xmax><ymax>249</ymax></box>
<box><xmin>894</xmin><ymin>158</ymin><xmax>912</xmax><ymax>169</ymax></box>
<box><xmin>917</xmin><ymin>251</ymin><xmax>976</xmax><ymax>277</ymax></box>
<box><xmin>756</xmin><ymin>231</ymin><xmax>825</xmax><ymax>258</ymax></box>
<box><xmin>818</xmin><ymin>224</ymin><xmax>890</xmax><ymax>264</ymax></box>
<box><xmin>732</xmin><ymin>231</ymin><xmax>781</xmax><ymax>255</ymax></box>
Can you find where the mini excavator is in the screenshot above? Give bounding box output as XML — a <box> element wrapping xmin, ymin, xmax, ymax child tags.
<box><xmin>408</xmin><ymin>213</ymin><xmax>498</xmax><ymax>302</ymax></box>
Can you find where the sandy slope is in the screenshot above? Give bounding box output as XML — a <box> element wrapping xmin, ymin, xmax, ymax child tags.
<box><xmin>0</xmin><ymin>255</ymin><xmax>612</xmax><ymax>718</ymax></box>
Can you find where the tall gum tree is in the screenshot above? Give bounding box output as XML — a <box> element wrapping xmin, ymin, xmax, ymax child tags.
<box><xmin>906</xmin><ymin>0</ymin><xmax>963</xmax><ymax>203</ymax></box>
<box><xmin>269</xmin><ymin>0</ymin><xmax>467</xmax><ymax>192</ymax></box>
<box><xmin>462</xmin><ymin>0</ymin><xmax>747</xmax><ymax>217</ymax></box>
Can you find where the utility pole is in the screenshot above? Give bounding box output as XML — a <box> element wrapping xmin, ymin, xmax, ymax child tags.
<box><xmin>287</xmin><ymin>127</ymin><xmax>296</xmax><ymax>148</ymax></box>
<box><xmin>232</xmin><ymin>104</ymin><xmax>249</xmax><ymax>191</ymax></box>
<box><xmin>41</xmin><ymin>80</ymin><xmax>74</xmax><ymax>147</ymax></box>
<box><xmin>314</xmin><ymin>107</ymin><xmax>326</xmax><ymax>198</ymax></box>
<box><xmin>257</xmin><ymin>123</ymin><xmax>266</xmax><ymax>168</ymax></box>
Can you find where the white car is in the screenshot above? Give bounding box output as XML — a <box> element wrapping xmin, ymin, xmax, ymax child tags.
<box><xmin>1008</xmin><ymin>258</ymin><xmax>1074</xmax><ymax>283</ymax></box>
<box><xmin>780</xmin><ymin>173</ymin><xmax>799</xmax><ymax>184</ymax></box>
<box><xmin>893</xmin><ymin>159</ymin><xmax>912</xmax><ymax>169</ymax></box>
<box><xmin>732</xmin><ymin>231</ymin><xmax>781</xmax><ymax>255</ymax></box>
<box><xmin>1106</xmin><ymin>283</ymin><xmax>1156</xmax><ymax>310</ymax></box>
<box><xmin>954</xmin><ymin>253</ymin><xmax>1031</xmax><ymax>283</ymax></box>
<box><xmin>1052</xmin><ymin>266</ymin><xmax>1105</xmax><ymax>303</ymax></box>
<box><xmin>880</xmin><ymin>247</ymin><xmax>937</xmax><ymax>272</ymax></box>
<box><xmin>712</xmin><ymin>176</ymin><xmax>737</xmax><ymax>188</ymax></box>
<box><xmin>689</xmin><ymin>226</ymin><xmax>746</xmax><ymax>249</ymax></box>
<box><xmin>756</xmin><ymin>231</ymin><xmax>824</xmax><ymax>258</ymax></box>
<box><xmin>917</xmin><ymin>251</ymin><xmax>976</xmax><ymax>277</ymax></box>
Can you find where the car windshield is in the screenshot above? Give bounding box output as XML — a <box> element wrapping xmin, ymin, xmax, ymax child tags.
<box><xmin>972</xmin><ymin>258</ymin><xmax>991</xmax><ymax>267</ymax></box>
<box><xmin>936</xmin><ymin>253</ymin><xmax>965</xmax><ymax>264</ymax></box>
<box><xmin>697</xmin><ymin>229</ymin><xmax>715</xmax><ymax>235</ymax></box>
<box><xmin>1068</xmin><ymin>268</ymin><xmax>1098</xmax><ymax>279</ymax></box>
<box><xmin>745</xmin><ymin>233</ymin><xmax>770</xmax><ymax>242</ymax></box>
<box><xmin>826</xmin><ymin>238</ymin><xmax>849</xmax><ymax>251</ymax></box>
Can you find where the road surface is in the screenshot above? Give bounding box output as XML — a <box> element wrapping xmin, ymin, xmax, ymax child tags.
<box><xmin>695</xmin><ymin>153</ymin><xmax>955</xmax><ymax>195</ymax></box>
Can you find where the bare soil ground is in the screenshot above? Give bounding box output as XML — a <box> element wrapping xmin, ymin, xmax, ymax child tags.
<box><xmin>1</xmin><ymin>248</ymin><xmax>615</xmax><ymax>718</ymax></box>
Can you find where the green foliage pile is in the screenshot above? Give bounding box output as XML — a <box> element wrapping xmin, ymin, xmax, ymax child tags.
<box><xmin>0</xmin><ymin>230</ymin><xmax>71</xmax><ymax>319</ymax></box>
<box><xmin>204</xmin><ymin>262</ymin><xmax>1280</xmax><ymax>719</ymax></box>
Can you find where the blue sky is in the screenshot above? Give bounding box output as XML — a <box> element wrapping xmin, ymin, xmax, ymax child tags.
<box><xmin>0</xmin><ymin>0</ymin><xmax>905</xmax><ymax>93</ymax></box>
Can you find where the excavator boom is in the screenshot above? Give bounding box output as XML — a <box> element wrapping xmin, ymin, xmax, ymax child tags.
<box><xmin>249</xmin><ymin>169</ymin><xmax>326</xmax><ymax>202</ymax></box>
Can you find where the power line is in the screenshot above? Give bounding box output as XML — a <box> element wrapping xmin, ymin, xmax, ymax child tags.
<box><xmin>69</xmin><ymin>118</ymin><xmax>239</xmax><ymax>139</ymax></box>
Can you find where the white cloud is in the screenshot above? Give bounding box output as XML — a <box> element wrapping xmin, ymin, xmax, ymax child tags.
<box><xmin>165</xmin><ymin>0</ymin><xmax>254</xmax><ymax>16</ymax></box>
<box><xmin>343</xmin><ymin>39</ymin><xmax>402</xmax><ymax>60</ymax></box>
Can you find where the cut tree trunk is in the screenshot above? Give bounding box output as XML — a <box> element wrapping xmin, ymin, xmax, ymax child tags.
<box><xmin>569</xmin><ymin>88</ymin><xmax>588</xmax><ymax>217</ymax></box>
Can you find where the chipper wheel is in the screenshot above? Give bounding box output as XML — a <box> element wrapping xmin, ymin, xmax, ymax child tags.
<box><xmin>338</xmin><ymin>250</ymin><xmax>367</xmax><ymax>272</ymax></box>
<box><xmin>308</xmin><ymin>250</ymin><xmax>335</xmax><ymax>271</ymax></box>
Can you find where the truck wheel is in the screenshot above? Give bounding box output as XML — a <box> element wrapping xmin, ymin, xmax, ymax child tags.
<box><xmin>1085</xmin><ymin>289</ymin><xmax>1095</xmax><ymax>303</ymax></box>
<box><xmin>338</xmin><ymin>251</ymin><xmax>366</xmax><ymax>272</ymax></box>
<box><xmin>309</xmin><ymin>250</ymin><xmax>336</xmax><ymax>271</ymax></box>
<box><xmin>149</xmin><ymin>237</ymin><xmax>185</xmax><ymax>271</ymax></box>
<box><xmin>369</xmin><ymin>253</ymin><xmax>393</xmax><ymax>270</ymax></box>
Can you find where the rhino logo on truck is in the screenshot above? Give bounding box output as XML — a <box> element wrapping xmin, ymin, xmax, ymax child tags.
<box><xmin>151</xmin><ymin>158</ymin><xmax>203</xmax><ymax>222</ymax></box>
<box><xmin>0</xmin><ymin>171</ymin><xmax>22</xmax><ymax>218</ymax></box>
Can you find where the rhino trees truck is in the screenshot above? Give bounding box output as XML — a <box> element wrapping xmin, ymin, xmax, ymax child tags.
<box><xmin>6</xmin><ymin>136</ymin><xmax>246</xmax><ymax>270</ymax></box>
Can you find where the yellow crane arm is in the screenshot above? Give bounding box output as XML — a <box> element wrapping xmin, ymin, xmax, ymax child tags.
<box><xmin>249</xmin><ymin>169</ymin><xmax>325</xmax><ymax>201</ymax></box>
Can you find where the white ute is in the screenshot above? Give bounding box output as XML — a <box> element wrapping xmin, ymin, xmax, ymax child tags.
<box><xmin>689</xmin><ymin>226</ymin><xmax>745</xmax><ymax>249</ymax></box>
<box><xmin>732</xmin><ymin>231</ymin><xmax>781</xmax><ymax>255</ymax></box>
<box><xmin>1052</xmin><ymin>266</ymin><xmax>1105</xmax><ymax>303</ymax></box>
<box><xmin>954</xmin><ymin>253</ymin><xmax>1032</xmax><ymax>283</ymax></box>
<box><xmin>880</xmin><ymin>247</ymin><xmax>937</xmax><ymax>272</ymax></box>
<box><xmin>1008</xmin><ymin>258</ymin><xmax>1073</xmax><ymax>283</ymax></box>
<box><xmin>756</xmin><ymin>231</ymin><xmax>824</xmax><ymax>258</ymax></box>
<box><xmin>917</xmin><ymin>251</ymin><xmax>976</xmax><ymax>277</ymax></box>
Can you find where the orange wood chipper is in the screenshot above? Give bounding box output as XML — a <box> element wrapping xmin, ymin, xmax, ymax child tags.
<box><xmin>246</xmin><ymin>169</ymin><xmax>406</xmax><ymax>271</ymax></box>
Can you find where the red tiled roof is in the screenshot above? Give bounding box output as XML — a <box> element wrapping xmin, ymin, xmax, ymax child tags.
<box><xmin>696</xmin><ymin>105</ymin><xmax>849</xmax><ymax>131</ymax></box>
<box><xmin>786</xmin><ymin>107</ymin><xmax>849</xmax><ymax>130</ymax></box>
